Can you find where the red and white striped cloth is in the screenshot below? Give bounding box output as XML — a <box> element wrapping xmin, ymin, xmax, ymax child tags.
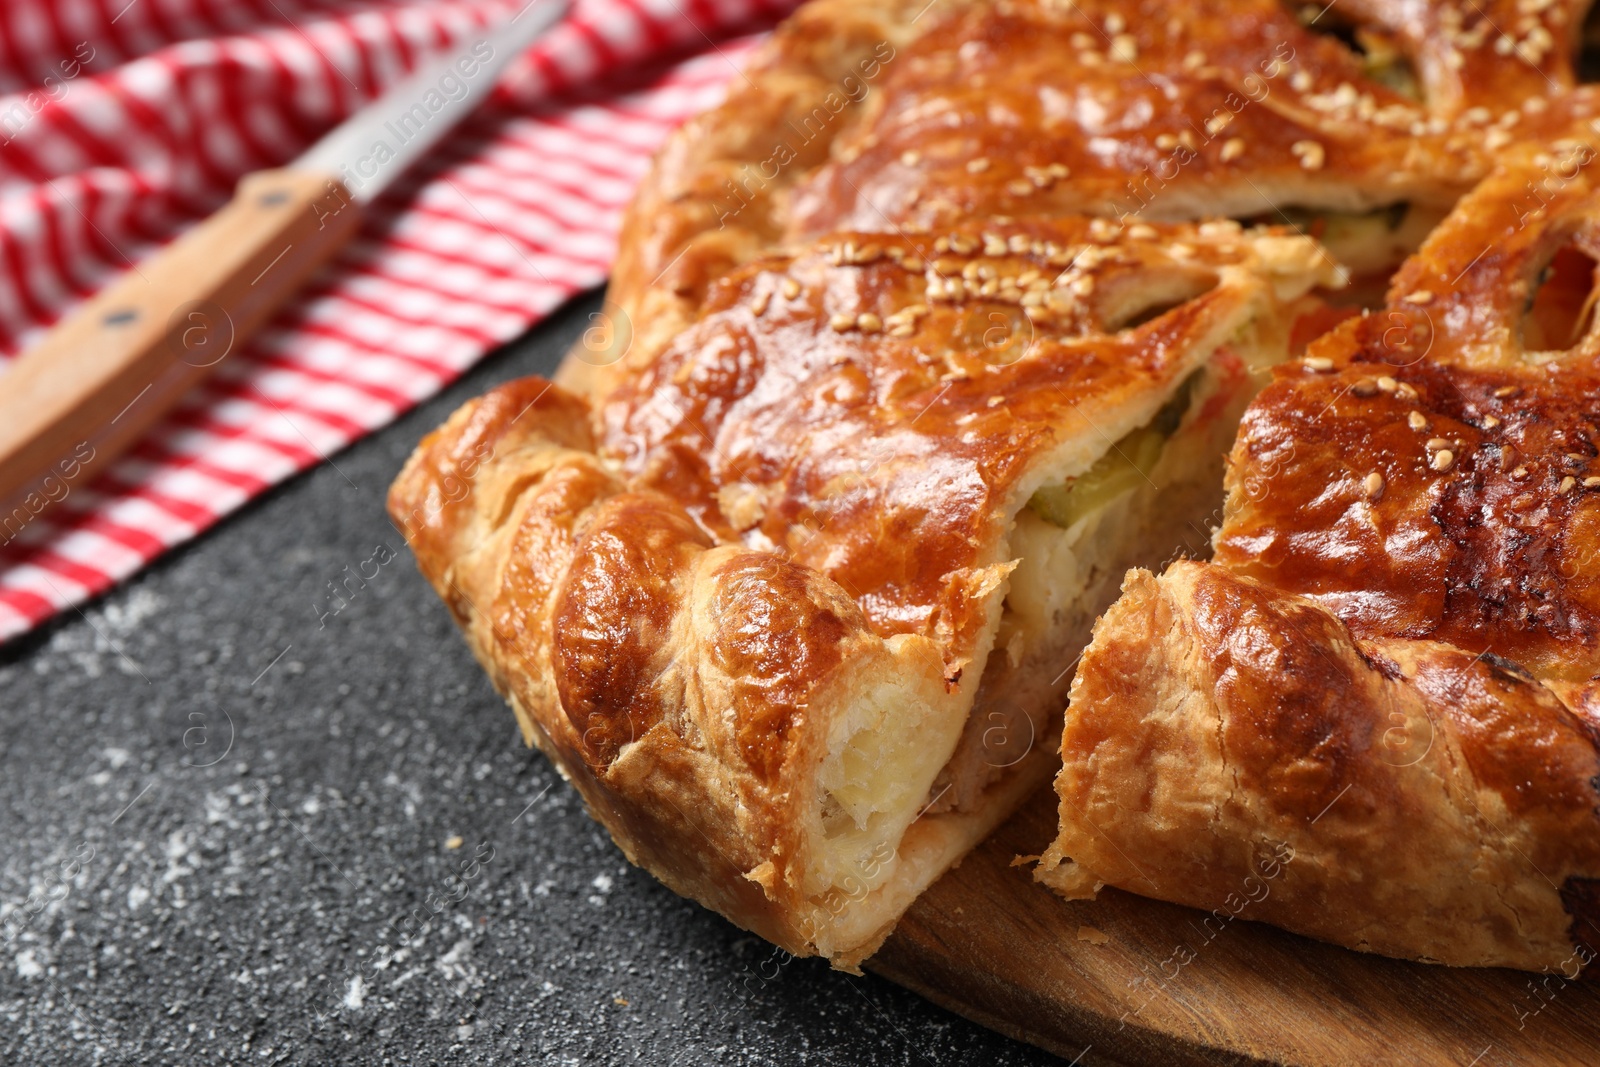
<box><xmin>0</xmin><ymin>0</ymin><xmax>795</xmax><ymax>644</ymax></box>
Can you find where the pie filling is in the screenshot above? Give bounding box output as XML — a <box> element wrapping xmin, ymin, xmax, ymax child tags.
<box><xmin>798</xmin><ymin>302</ymin><xmax>1310</xmax><ymax>932</ymax></box>
<box><xmin>1255</xmin><ymin>203</ymin><xmax>1447</xmax><ymax>278</ymax></box>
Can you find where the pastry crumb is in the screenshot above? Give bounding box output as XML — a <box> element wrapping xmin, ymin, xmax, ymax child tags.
<box><xmin>1077</xmin><ymin>925</ymin><xmax>1111</xmax><ymax>945</ymax></box>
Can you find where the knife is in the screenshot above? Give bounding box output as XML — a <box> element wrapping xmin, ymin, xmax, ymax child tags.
<box><xmin>0</xmin><ymin>0</ymin><xmax>568</xmax><ymax>522</ymax></box>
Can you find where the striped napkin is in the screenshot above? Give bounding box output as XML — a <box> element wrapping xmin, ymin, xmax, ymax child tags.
<box><xmin>0</xmin><ymin>0</ymin><xmax>793</xmax><ymax>644</ymax></box>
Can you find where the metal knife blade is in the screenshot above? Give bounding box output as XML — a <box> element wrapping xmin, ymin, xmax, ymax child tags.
<box><xmin>294</xmin><ymin>0</ymin><xmax>569</xmax><ymax>201</ymax></box>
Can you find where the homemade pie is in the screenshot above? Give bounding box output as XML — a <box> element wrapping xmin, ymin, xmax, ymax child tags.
<box><xmin>391</xmin><ymin>0</ymin><xmax>1600</xmax><ymax>971</ymax></box>
<box><xmin>1041</xmin><ymin>144</ymin><xmax>1600</xmax><ymax>972</ymax></box>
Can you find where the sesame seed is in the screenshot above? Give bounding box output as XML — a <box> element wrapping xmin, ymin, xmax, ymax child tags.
<box><xmin>967</xmin><ymin>158</ymin><xmax>991</xmax><ymax>174</ymax></box>
<box><xmin>1220</xmin><ymin>137</ymin><xmax>1245</xmax><ymax>162</ymax></box>
<box><xmin>1183</xmin><ymin>50</ymin><xmax>1206</xmax><ymax>70</ymax></box>
<box><xmin>1494</xmin><ymin>385</ymin><xmax>1519</xmax><ymax>398</ymax></box>
<box><xmin>829</xmin><ymin>313</ymin><xmax>854</xmax><ymax>332</ymax></box>
<box><xmin>900</xmin><ymin>150</ymin><xmax>922</xmax><ymax>166</ymax></box>
<box><xmin>1408</xmin><ymin>411</ymin><xmax>1428</xmax><ymax>431</ymax></box>
<box><xmin>1396</xmin><ymin>383</ymin><xmax>1418</xmax><ymax>401</ymax></box>
<box><xmin>1304</xmin><ymin>356</ymin><xmax>1335</xmax><ymax>372</ymax></box>
<box><xmin>1426</xmin><ymin>437</ymin><xmax>1453</xmax><ymax>450</ymax></box>
<box><xmin>1292</xmin><ymin>141</ymin><xmax>1325</xmax><ymax>171</ymax></box>
<box><xmin>1104</xmin><ymin>12</ymin><xmax>1125</xmax><ymax>33</ymax></box>
<box><xmin>1560</xmin><ymin>476</ymin><xmax>1578</xmax><ymax>493</ymax></box>
<box><xmin>1377</xmin><ymin>376</ymin><xmax>1399</xmax><ymax>393</ymax></box>
<box><xmin>1109</xmin><ymin>34</ymin><xmax>1138</xmax><ymax>62</ymax></box>
<box><xmin>1363</xmin><ymin>472</ymin><xmax>1385</xmax><ymax>499</ymax></box>
<box><xmin>857</xmin><ymin>312</ymin><xmax>882</xmax><ymax>333</ymax></box>
<box><xmin>1352</xmin><ymin>379</ymin><xmax>1379</xmax><ymax>397</ymax></box>
<box><xmin>1431</xmin><ymin>449</ymin><xmax>1455</xmax><ymax>472</ymax></box>
<box><xmin>1585</xmin><ymin>477</ymin><xmax>1600</xmax><ymax>488</ymax></box>
<box><xmin>1005</xmin><ymin>179</ymin><xmax>1036</xmax><ymax>196</ymax></box>
<box><xmin>750</xmin><ymin>290</ymin><xmax>770</xmax><ymax>316</ymax></box>
<box><xmin>1403</xmin><ymin>290</ymin><xmax>1434</xmax><ymax>304</ymax></box>
<box><xmin>1482</xmin><ymin>415</ymin><xmax>1501</xmax><ymax>429</ymax></box>
<box><xmin>1512</xmin><ymin>465</ymin><xmax>1530</xmax><ymax>479</ymax></box>
<box><xmin>782</xmin><ymin>278</ymin><xmax>801</xmax><ymax>299</ymax></box>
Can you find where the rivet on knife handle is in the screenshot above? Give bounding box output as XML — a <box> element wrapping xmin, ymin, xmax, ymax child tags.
<box><xmin>0</xmin><ymin>168</ymin><xmax>359</xmax><ymax>525</ymax></box>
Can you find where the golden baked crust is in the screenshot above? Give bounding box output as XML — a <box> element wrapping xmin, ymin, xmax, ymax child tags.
<box><xmin>400</xmin><ymin>0</ymin><xmax>1600</xmax><ymax>972</ymax></box>
<box><xmin>566</xmin><ymin>0</ymin><xmax>1600</xmax><ymax>399</ymax></box>
<box><xmin>392</xmin><ymin>215</ymin><xmax>1335</xmax><ymax>965</ymax></box>
<box><xmin>1043</xmin><ymin>143</ymin><xmax>1600</xmax><ymax>971</ymax></box>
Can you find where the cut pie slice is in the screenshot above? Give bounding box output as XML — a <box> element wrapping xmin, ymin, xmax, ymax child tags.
<box><xmin>1040</xmin><ymin>142</ymin><xmax>1600</xmax><ymax>973</ymax></box>
<box><xmin>389</xmin><ymin>216</ymin><xmax>1339</xmax><ymax>966</ymax></box>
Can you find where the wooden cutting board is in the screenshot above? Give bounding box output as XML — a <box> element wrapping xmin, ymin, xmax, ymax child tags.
<box><xmin>871</xmin><ymin>788</ymin><xmax>1600</xmax><ymax>1066</ymax></box>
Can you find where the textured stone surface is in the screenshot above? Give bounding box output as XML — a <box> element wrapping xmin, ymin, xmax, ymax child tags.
<box><xmin>0</xmin><ymin>294</ymin><xmax>1053</xmax><ymax>1066</ymax></box>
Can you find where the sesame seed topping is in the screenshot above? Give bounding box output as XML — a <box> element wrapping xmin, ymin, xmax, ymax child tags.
<box><xmin>1363</xmin><ymin>472</ymin><xmax>1385</xmax><ymax>499</ymax></box>
<box><xmin>1292</xmin><ymin>141</ymin><xmax>1325</xmax><ymax>171</ymax></box>
<box><xmin>1586</xmin><ymin>476</ymin><xmax>1600</xmax><ymax>488</ymax></box>
<box><xmin>1352</xmin><ymin>379</ymin><xmax>1378</xmax><ymax>397</ymax></box>
<box><xmin>900</xmin><ymin>150</ymin><xmax>921</xmax><ymax>166</ymax></box>
<box><xmin>781</xmin><ymin>278</ymin><xmax>801</xmax><ymax>299</ymax></box>
<box><xmin>1560</xmin><ymin>476</ymin><xmax>1578</xmax><ymax>493</ymax></box>
<box><xmin>750</xmin><ymin>290</ymin><xmax>770</xmax><ymax>316</ymax></box>
<box><xmin>1431</xmin><ymin>449</ymin><xmax>1456</xmax><ymax>472</ymax></box>
<box><xmin>1104</xmin><ymin>12</ymin><xmax>1125</xmax><ymax>33</ymax></box>
<box><xmin>1403</xmin><ymin>290</ymin><xmax>1434</xmax><ymax>304</ymax></box>
<box><xmin>1304</xmin><ymin>356</ymin><xmax>1334</xmax><ymax>372</ymax></box>
<box><xmin>829</xmin><ymin>313</ymin><xmax>854</xmax><ymax>332</ymax></box>
<box><xmin>857</xmin><ymin>312</ymin><xmax>882</xmax><ymax>333</ymax></box>
<box><xmin>1408</xmin><ymin>411</ymin><xmax>1428</xmax><ymax>431</ymax></box>
<box><xmin>1109</xmin><ymin>34</ymin><xmax>1138</xmax><ymax>63</ymax></box>
<box><xmin>1482</xmin><ymin>415</ymin><xmax>1500</xmax><ymax>429</ymax></box>
<box><xmin>1005</xmin><ymin>179</ymin><xmax>1036</xmax><ymax>196</ymax></box>
<box><xmin>1220</xmin><ymin>137</ymin><xmax>1245</xmax><ymax>162</ymax></box>
<box><xmin>1426</xmin><ymin>437</ymin><xmax>1453</xmax><ymax>450</ymax></box>
<box><xmin>1494</xmin><ymin>385</ymin><xmax>1519</xmax><ymax>398</ymax></box>
<box><xmin>1377</xmin><ymin>376</ymin><xmax>1399</xmax><ymax>393</ymax></box>
<box><xmin>1512</xmin><ymin>465</ymin><xmax>1530</xmax><ymax>479</ymax></box>
<box><xmin>967</xmin><ymin>158</ymin><xmax>990</xmax><ymax>174</ymax></box>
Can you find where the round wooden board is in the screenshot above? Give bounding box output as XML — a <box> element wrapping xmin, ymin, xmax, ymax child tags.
<box><xmin>871</xmin><ymin>788</ymin><xmax>1599</xmax><ymax>1066</ymax></box>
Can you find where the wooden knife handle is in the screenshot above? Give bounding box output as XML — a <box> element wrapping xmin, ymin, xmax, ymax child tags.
<box><xmin>0</xmin><ymin>167</ymin><xmax>361</xmax><ymax>522</ymax></box>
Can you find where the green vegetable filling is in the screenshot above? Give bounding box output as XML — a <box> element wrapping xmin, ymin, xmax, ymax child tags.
<box><xmin>1027</xmin><ymin>374</ymin><xmax>1198</xmax><ymax>530</ymax></box>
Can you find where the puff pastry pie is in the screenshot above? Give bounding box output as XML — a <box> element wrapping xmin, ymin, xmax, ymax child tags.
<box><xmin>1042</xmin><ymin>144</ymin><xmax>1600</xmax><ymax>972</ymax></box>
<box><xmin>392</xmin><ymin>0</ymin><xmax>1600</xmax><ymax>971</ymax></box>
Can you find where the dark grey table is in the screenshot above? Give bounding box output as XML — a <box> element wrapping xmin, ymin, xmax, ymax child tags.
<box><xmin>0</xmin><ymin>293</ymin><xmax>1057</xmax><ymax>1066</ymax></box>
